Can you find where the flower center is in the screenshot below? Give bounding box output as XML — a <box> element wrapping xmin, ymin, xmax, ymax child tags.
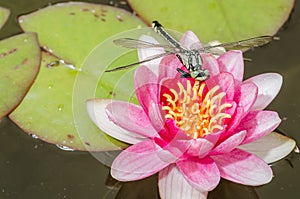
<box><xmin>161</xmin><ymin>80</ymin><xmax>232</xmax><ymax>139</ymax></box>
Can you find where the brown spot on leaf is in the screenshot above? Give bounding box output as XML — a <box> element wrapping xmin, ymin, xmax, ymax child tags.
<box><xmin>109</xmin><ymin>91</ymin><xmax>116</xmax><ymax>97</ymax></box>
<box><xmin>67</xmin><ymin>134</ymin><xmax>75</xmax><ymax>139</ymax></box>
<box><xmin>14</xmin><ymin>58</ymin><xmax>28</xmax><ymax>70</ymax></box>
<box><xmin>8</xmin><ymin>48</ymin><xmax>17</xmax><ymax>54</ymax></box>
<box><xmin>69</xmin><ymin>12</ymin><xmax>76</xmax><ymax>15</ymax></box>
<box><xmin>0</xmin><ymin>52</ymin><xmax>7</xmax><ymax>58</ymax></box>
<box><xmin>101</xmin><ymin>18</ymin><xmax>106</xmax><ymax>22</ymax></box>
<box><xmin>81</xmin><ymin>8</ymin><xmax>90</xmax><ymax>12</ymax></box>
<box><xmin>101</xmin><ymin>8</ymin><xmax>108</xmax><ymax>13</ymax></box>
<box><xmin>22</xmin><ymin>58</ymin><xmax>28</xmax><ymax>65</ymax></box>
<box><xmin>94</xmin><ymin>13</ymin><xmax>100</xmax><ymax>18</ymax></box>
<box><xmin>0</xmin><ymin>48</ymin><xmax>18</xmax><ymax>58</ymax></box>
<box><xmin>85</xmin><ymin>142</ymin><xmax>91</xmax><ymax>146</ymax></box>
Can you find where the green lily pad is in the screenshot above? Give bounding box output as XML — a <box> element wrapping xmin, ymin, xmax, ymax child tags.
<box><xmin>0</xmin><ymin>33</ymin><xmax>40</xmax><ymax>119</ymax></box>
<box><xmin>0</xmin><ymin>6</ymin><xmax>10</xmax><ymax>30</ymax></box>
<box><xmin>18</xmin><ymin>2</ymin><xmax>145</xmax><ymax>66</ymax></box>
<box><xmin>9</xmin><ymin>52</ymin><xmax>131</xmax><ymax>151</ymax></box>
<box><xmin>128</xmin><ymin>0</ymin><xmax>294</xmax><ymax>43</ymax></box>
<box><xmin>11</xmin><ymin>2</ymin><xmax>146</xmax><ymax>151</ymax></box>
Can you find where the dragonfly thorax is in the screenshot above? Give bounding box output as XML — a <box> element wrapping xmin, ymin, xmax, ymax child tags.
<box><xmin>182</xmin><ymin>50</ymin><xmax>202</xmax><ymax>70</ymax></box>
<box><xmin>180</xmin><ymin>50</ymin><xmax>209</xmax><ymax>81</ymax></box>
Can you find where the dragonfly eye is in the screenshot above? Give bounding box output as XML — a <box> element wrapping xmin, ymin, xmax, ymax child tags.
<box><xmin>191</xmin><ymin>69</ymin><xmax>210</xmax><ymax>81</ymax></box>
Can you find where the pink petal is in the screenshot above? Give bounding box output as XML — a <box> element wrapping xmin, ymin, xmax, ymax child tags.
<box><xmin>155</xmin><ymin>119</ymin><xmax>192</xmax><ymax>160</ymax></box>
<box><xmin>176</xmin><ymin>157</ymin><xmax>220</xmax><ymax>192</ymax></box>
<box><xmin>205</xmin><ymin>72</ymin><xmax>235</xmax><ymax>100</ymax></box>
<box><xmin>106</xmin><ymin>100</ymin><xmax>158</xmax><ymax>138</ymax></box>
<box><xmin>245</xmin><ymin>73</ymin><xmax>283</xmax><ymax>111</ymax></box>
<box><xmin>187</xmin><ymin>132</ymin><xmax>221</xmax><ymax>158</ymax></box>
<box><xmin>137</xmin><ymin>35</ymin><xmax>165</xmax><ymax>75</ymax></box>
<box><xmin>234</xmin><ymin>82</ymin><xmax>258</xmax><ymax>114</ymax></box>
<box><xmin>210</xmin><ymin>130</ymin><xmax>247</xmax><ymax>155</ymax></box>
<box><xmin>148</xmin><ymin>101</ymin><xmax>166</xmax><ymax>132</ymax></box>
<box><xmin>219</xmin><ymin>106</ymin><xmax>244</xmax><ymax>141</ymax></box>
<box><xmin>135</xmin><ymin>66</ymin><xmax>159</xmax><ymax>112</ymax></box>
<box><xmin>86</xmin><ymin>99</ymin><xmax>145</xmax><ymax>144</ymax></box>
<box><xmin>217</xmin><ymin>50</ymin><xmax>244</xmax><ymax>82</ymax></box>
<box><xmin>187</xmin><ymin>139</ymin><xmax>215</xmax><ymax>158</ymax></box>
<box><xmin>212</xmin><ymin>149</ymin><xmax>273</xmax><ymax>186</ymax></box>
<box><xmin>159</xmin><ymin>164</ymin><xmax>208</xmax><ymax>199</ymax></box>
<box><xmin>238</xmin><ymin>110</ymin><xmax>281</xmax><ymax>144</ymax></box>
<box><xmin>111</xmin><ymin>139</ymin><xmax>170</xmax><ymax>181</ymax></box>
<box><xmin>201</xmin><ymin>53</ymin><xmax>220</xmax><ymax>77</ymax></box>
<box><xmin>158</xmin><ymin>54</ymin><xmax>184</xmax><ymax>81</ymax></box>
<box><xmin>239</xmin><ymin>131</ymin><xmax>296</xmax><ymax>164</ymax></box>
<box><xmin>227</xmin><ymin>107</ymin><xmax>244</xmax><ymax>132</ymax></box>
<box><xmin>179</xmin><ymin>31</ymin><xmax>202</xmax><ymax>49</ymax></box>
<box><xmin>225</xmin><ymin>100</ymin><xmax>237</xmax><ymax>119</ymax></box>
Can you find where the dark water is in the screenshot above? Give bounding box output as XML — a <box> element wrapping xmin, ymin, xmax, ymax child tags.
<box><xmin>0</xmin><ymin>0</ymin><xmax>299</xmax><ymax>198</ymax></box>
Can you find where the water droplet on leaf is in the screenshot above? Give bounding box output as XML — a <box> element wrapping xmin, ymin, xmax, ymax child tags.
<box><xmin>58</xmin><ymin>104</ymin><xmax>64</xmax><ymax>111</ymax></box>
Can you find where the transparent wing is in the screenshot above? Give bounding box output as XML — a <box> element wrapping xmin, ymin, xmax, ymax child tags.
<box><xmin>105</xmin><ymin>51</ymin><xmax>172</xmax><ymax>72</ymax></box>
<box><xmin>113</xmin><ymin>38</ymin><xmax>178</xmax><ymax>52</ymax></box>
<box><xmin>201</xmin><ymin>36</ymin><xmax>274</xmax><ymax>53</ymax></box>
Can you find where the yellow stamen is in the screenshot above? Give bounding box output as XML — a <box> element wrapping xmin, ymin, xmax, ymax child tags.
<box><xmin>162</xmin><ymin>80</ymin><xmax>232</xmax><ymax>139</ymax></box>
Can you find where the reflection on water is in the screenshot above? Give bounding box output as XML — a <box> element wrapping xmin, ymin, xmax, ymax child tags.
<box><xmin>0</xmin><ymin>0</ymin><xmax>299</xmax><ymax>198</ymax></box>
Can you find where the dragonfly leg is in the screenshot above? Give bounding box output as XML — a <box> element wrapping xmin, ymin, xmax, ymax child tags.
<box><xmin>176</xmin><ymin>68</ymin><xmax>191</xmax><ymax>78</ymax></box>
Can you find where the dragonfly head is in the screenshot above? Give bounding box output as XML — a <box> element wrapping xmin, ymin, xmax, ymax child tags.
<box><xmin>191</xmin><ymin>69</ymin><xmax>210</xmax><ymax>81</ymax></box>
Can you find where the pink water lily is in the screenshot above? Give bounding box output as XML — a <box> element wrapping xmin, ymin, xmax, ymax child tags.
<box><xmin>87</xmin><ymin>31</ymin><xmax>296</xmax><ymax>198</ymax></box>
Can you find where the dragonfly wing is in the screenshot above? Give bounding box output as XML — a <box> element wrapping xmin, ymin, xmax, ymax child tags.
<box><xmin>202</xmin><ymin>47</ymin><xmax>226</xmax><ymax>56</ymax></box>
<box><xmin>201</xmin><ymin>36</ymin><xmax>274</xmax><ymax>52</ymax></box>
<box><xmin>105</xmin><ymin>52</ymin><xmax>172</xmax><ymax>72</ymax></box>
<box><xmin>113</xmin><ymin>38</ymin><xmax>177</xmax><ymax>52</ymax></box>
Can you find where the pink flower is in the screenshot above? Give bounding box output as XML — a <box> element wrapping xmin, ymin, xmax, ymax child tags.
<box><xmin>87</xmin><ymin>31</ymin><xmax>296</xmax><ymax>199</ymax></box>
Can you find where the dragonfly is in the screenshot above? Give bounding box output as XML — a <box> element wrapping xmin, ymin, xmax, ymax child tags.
<box><xmin>106</xmin><ymin>20</ymin><xmax>275</xmax><ymax>81</ymax></box>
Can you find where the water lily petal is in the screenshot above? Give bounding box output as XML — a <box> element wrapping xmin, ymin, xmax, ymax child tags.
<box><xmin>234</xmin><ymin>82</ymin><xmax>258</xmax><ymax>114</ymax></box>
<box><xmin>245</xmin><ymin>73</ymin><xmax>282</xmax><ymax>111</ymax></box>
<box><xmin>210</xmin><ymin>130</ymin><xmax>247</xmax><ymax>155</ymax></box>
<box><xmin>202</xmin><ymin>53</ymin><xmax>220</xmax><ymax>77</ymax></box>
<box><xmin>239</xmin><ymin>110</ymin><xmax>281</xmax><ymax>144</ymax></box>
<box><xmin>86</xmin><ymin>99</ymin><xmax>145</xmax><ymax>144</ymax></box>
<box><xmin>138</xmin><ymin>35</ymin><xmax>165</xmax><ymax>75</ymax></box>
<box><xmin>227</xmin><ymin>105</ymin><xmax>244</xmax><ymax>129</ymax></box>
<box><xmin>156</xmin><ymin>119</ymin><xmax>192</xmax><ymax>160</ymax></box>
<box><xmin>177</xmin><ymin>157</ymin><xmax>220</xmax><ymax>192</ymax></box>
<box><xmin>206</xmin><ymin>72</ymin><xmax>235</xmax><ymax>100</ymax></box>
<box><xmin>239</xmin><ymin>132</ymin><xmax>296</xmax><ymax>164</ymax></box>
<box><xmin>158</xmin><ymin>54</ymin><xmax>184</xmax><ymax>81</ymax></box>
<box><xmin>135</xmin><ymin>65</ymin><xmax>159</xmax><ymax>112</ymax></box>
<box><xmin>111</xmin><ymin>139</ymin><xmax>170</xmax><ymax>181</ymax></box>
<box><xmin>148</xmin><ymin>101</ymin><xmax>166</xmax><ymax>132</ymax></box>
<box><xmin>212</xmin><ymin>149</ymin><xmax>273</xmax><ymax>186</ymax></box>
<box><xmin>106</xmin><ymin>100</ymin><xmax>158</xmax><ymax>138</ymax></box>
<box><xmin>188</xmin><ymin>132</ymin><xmax>221</xmax><ymax>158</ymax></box>
<box><xmin>179</xmin><ymin>30</ymin><xmax>202</xmax><ymax>49</ymax></box>
<box><xmin>217</xmin><ymin>50</ymin><xmax>244</xmax><ymax>82</ymax></box>
<box><xmin>220</xmin><ymin>106</ymin><xmax>244</xmax><ymax>141</ymax></box>
<box><xmin>159</xmin><ymin>164</ymin><xmax>208</xmax><ymax>199</ymax></box>
<box><xmin>187</xmin><ymin>139</ymin><xmax>215</xmax><ymax>158</ymax></box>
